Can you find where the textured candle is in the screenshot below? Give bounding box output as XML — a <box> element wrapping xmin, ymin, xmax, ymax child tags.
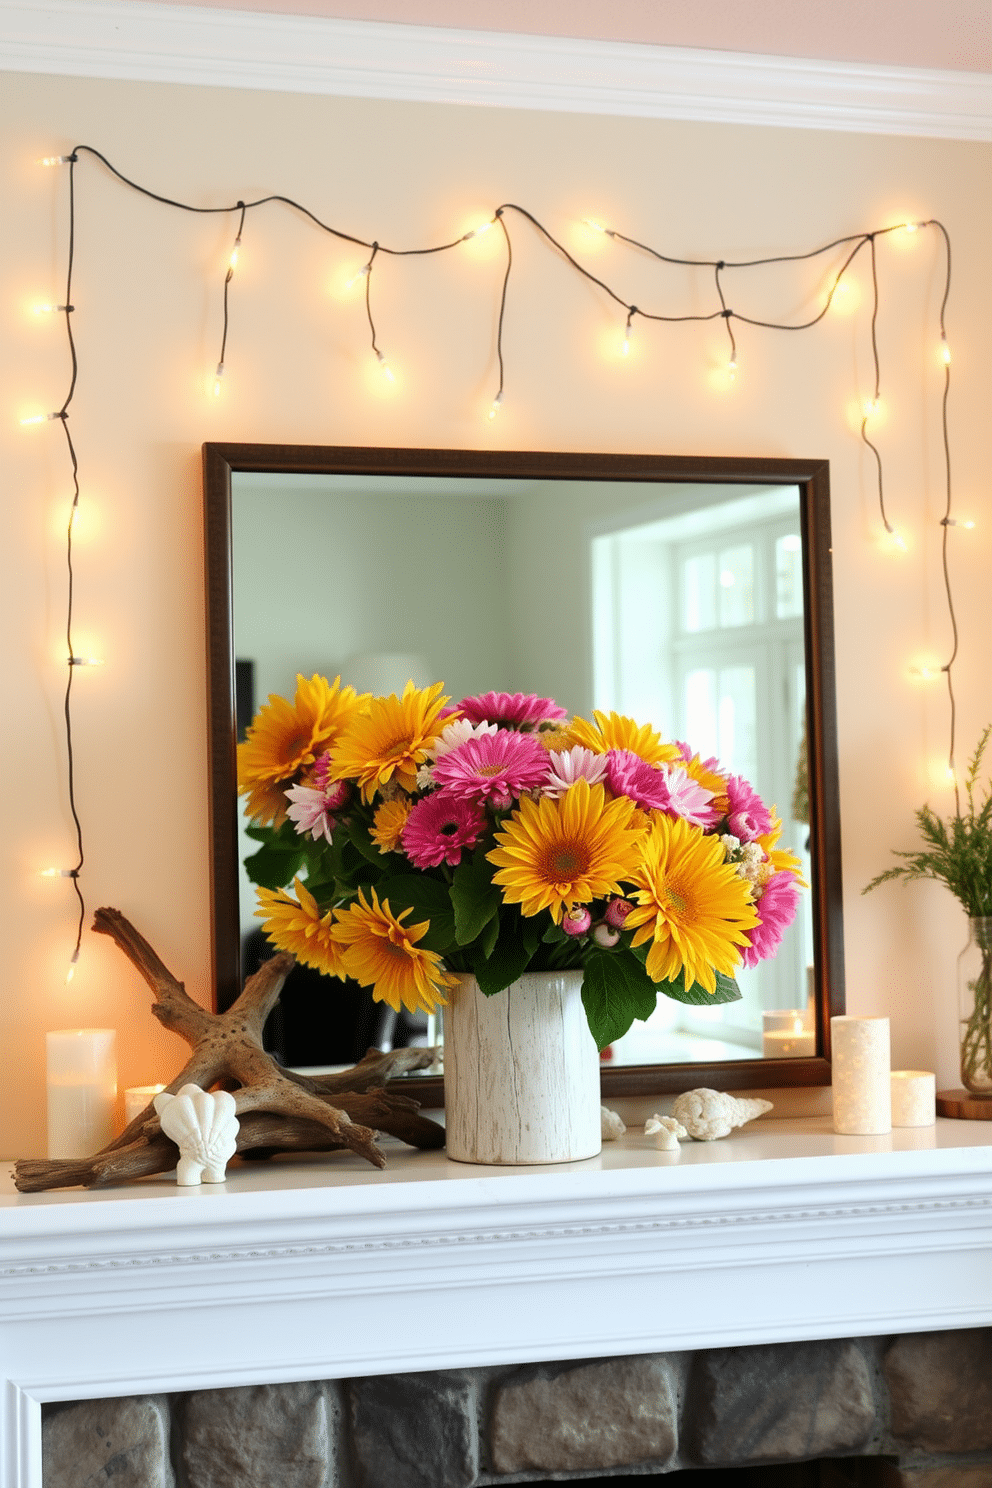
<box><xmin>831</xmin><ymin>1016</ymin><xmax>891</xmax><ymax>1134</ymax></box>
<box><xmin>46</xmin><ymin>1028</ymin><xmax>117</xmax><ymax>1158</ymax></box>
<box><xmin>763</xmin><ymin>1010</ymin><xmax>815</xmax><ymax>1057</ymax></box>
<box><xmin>891</xmin><ymin>1070</ymin><xmax>936</xmax><ymax>1128</ymax></box>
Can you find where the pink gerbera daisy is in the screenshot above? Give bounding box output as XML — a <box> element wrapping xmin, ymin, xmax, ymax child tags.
<box><xmin>457</xmin><ymin>690</ymin><xmax>568</xmax><ymax>729</ymax></box>
<box><xmin>739</xmin><ymin>868</ymin><xmax>801</xmax><ymax>968</ymax></box>
<box><xmin>724</xmin><ymin>774</ymin><xmax>774</xmax><ymax>843</ymax></box>
<box><xmin>604</xmin><ymin>750</ymin><xmax>672</xmax><ymax>811</ymax></box>
<box><xmin>285</xmin><ymin>784</ymin><xmax>337</xmax><ymax>843</ymax></box>
<box><xmin>401</xmin><ymin>789</ymin><xmax>487</xmax><ymax>868</ymax></box>
<box><xmin>543</xmin><ymin>746</ymin><xmax>609</xmax><ymax>798</ymax></box>
<box><xmin>431</xmin><ymin>729</ymin><xmax>549</xmax><ymax>808</ymax></box>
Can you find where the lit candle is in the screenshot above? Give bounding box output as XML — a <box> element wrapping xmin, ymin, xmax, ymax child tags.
<box><xmin>46</xmin><ymin>1028</ymin><xmax>117</xmax><ymax>1158</ymax></box>
<box><xmin>124</xmin><ymin>1083</ymin><xmax>167</xmax><ymax>1125</ymax></box>
<box><xmin>831</xmin><ymin>1016</ymin><xmax>891</xmax><ymax>1135</ymax></box>
<box><xmin>763</xmin><ymin>1010</ymin><xmax>815</xmax><ymax>1057</ymax></box>
<box><xmin>890</xmin><ymin>1070</ymin><xmax>936</xmax><ymax>1128</ymax></box>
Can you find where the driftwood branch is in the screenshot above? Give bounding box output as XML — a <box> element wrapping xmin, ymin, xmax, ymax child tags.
<box><xmin>14</xmin><ymin>908</ymin><xmax>444</xmax><ymax>1192</ymax></box>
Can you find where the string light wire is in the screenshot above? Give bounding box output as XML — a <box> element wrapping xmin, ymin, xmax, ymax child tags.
<box><xmin>30</xmin><ymin>148</ymin><xmax>966</xmax><ymax>986</ymax></box>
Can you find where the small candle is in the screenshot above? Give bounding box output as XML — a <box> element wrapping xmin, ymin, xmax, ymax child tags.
<box><xmin>125</xmin><ymin>1084</ymin><xmax>167</xmax><ymax>1125</ymax></box>
<box><xmin>763</xmin><ymin>1010</ymin><xmax>815</xmax><ymax>1057</ymax></box>
<box><xmin>831</xmin><ymin>1015</ymin><xmax>891</xmax><ymax>1135</ymax></box>
<box><xmin>46</xmin><ymin>1028</ymin><xmax>117</xmax><ymax>1158</ymax></box>
<box><xmin>891</xmin><ymin>1070</ymin><xmax>936</xmax><ymax>1128</ymax></box>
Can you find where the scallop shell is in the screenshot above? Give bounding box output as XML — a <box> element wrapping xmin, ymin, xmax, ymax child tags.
<box><xmin>154</xmin><ymin>1083</ymin><xmax>240</xmax><ymax>1185</ymax></box>
<box><xmin>644</xmin><ymin>1114</ymin><xmax>687</xmax><ymax>1151</ymax></box>
<box><xmin>671</xmin><ymin>1088</ymin><xmax>773</xmax><ymax>1141</ymax></box>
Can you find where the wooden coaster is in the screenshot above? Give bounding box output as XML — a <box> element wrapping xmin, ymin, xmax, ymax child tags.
<box><xmin>936</xmin><ymin>1088</ymin><xmax>992</xmax><ymax>1120</ymax></box>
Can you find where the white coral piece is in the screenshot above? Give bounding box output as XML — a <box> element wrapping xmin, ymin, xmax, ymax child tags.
<box><xmin>671</xmin><ymin>1088</ymin><xmax>773</xmax><ymax>1142</ymax></box>
<box><xmin>601</xmin><ymin>1105</ymin><xmax>626</xmax><ymax>1141</ymax></box>
<box><xmin>644</xmin><ymin>1114</ymin><xmax>687</xmax><ymax>1151</ymax></box>
<box><xmin>154</xmin><ymin>1083</ymin><xmax>240</xmax><ymax>1185</ymax></box>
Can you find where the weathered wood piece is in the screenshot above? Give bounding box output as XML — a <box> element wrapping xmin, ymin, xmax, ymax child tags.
<box><xmin>14</xmin><ymin>907</ymin><xmax>444</xmax><ymax>1191</ymax></box>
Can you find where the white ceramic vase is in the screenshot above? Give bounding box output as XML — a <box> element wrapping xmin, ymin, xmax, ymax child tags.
<box><xmin>444</xmin><ymin>970</ymin><xmax>602</xmax><ymax>1165</ymax></box>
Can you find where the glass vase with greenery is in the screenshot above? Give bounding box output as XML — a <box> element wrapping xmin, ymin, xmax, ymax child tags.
<box><xmin>865</xmin><ymin>725</ymin><xmax>992</xmax><ymax>1093</ymax></box>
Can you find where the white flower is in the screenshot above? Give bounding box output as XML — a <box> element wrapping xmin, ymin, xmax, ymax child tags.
<box><xmin>416</xmin><ymin>764</ymin><xmax>436</xmax><ymax>790</ymax></box>
<box><xmin>429</xmin><ymin>718</ymin><xmax>498</xmax><ymax>760</ymax></box>
<box><xmin>543</xmin><ymin>746</ymin><xmax>608</xmax><ymax>798</ymax></box>
<box><xmin>285</xmin><ymin>784</ymin><xmax>336</xmax><ymax>844</ymax></box>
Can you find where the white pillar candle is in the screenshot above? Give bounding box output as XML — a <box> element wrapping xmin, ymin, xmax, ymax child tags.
<box><xmin>124</xmin><ymin>1084</ymin><xmax>166</xmax><ymax>1125</ymax></box>
<box><xmin>46</xmin><ymin>1028</ymin><xmax>117</xmax><ymax>1158</ymax></box>
<box><xmin>831</xmin><ymin>1015</ymin><xmax>891</xmax><ymax>1135</ymax></box>
<box><xmin>891</xmin><ymin>1070</ymin><xmax>936</xmax><ymax>1128</ymax></box>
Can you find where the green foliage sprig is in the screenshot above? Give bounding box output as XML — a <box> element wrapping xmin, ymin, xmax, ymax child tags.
<box><xmin>864</xmin><ymin>725</ymin><xmax>992</xmax><ymax>919</ymax></box>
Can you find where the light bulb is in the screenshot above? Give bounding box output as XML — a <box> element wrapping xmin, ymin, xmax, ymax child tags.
<box><xmin>346</xmin><ymin>264</ymin><xmax>371</xmax><ymax>291</ymax></box>
<box><xmin>20</xmin><ymin>410</ymin><xmax>60</xmax><ymax>426</ymax></box>
<box><xmin>33</xmin><ymin>303</ymin><xmax>70</xmax><ymax>315</ymax></box>
<box><xmin>40</xmin><ymin>155</ymin><xmax>72</xmax><ymax>166</ymax></box>
<box><xmin>622</xmin><ymin>323</ymin><xmax>632</xmax><ymax>357</ymax></box>
<box><xmin>885</xmin><ymin>525</ymin><xmax>907</xmax><ymax>552</ymax></box>
<box><xmin>942</xmin><ymin>517</ymin><xmax>975</xmax><ymax>530</ymax></box>
<box><xmin>65</xmin><ymin>947</ymin><xmax>80</xmax><ymax>984</ymax></box>
<box><xmin>727</xmin><ymin>355</ymin><xmax>738</xmax><ymax>382</ymax></box>
<box><xmin>462</xmin><ymin>221</ymin><xmax>493</xmax><ymax>241</ymax></box>
<box><xmin>228</xmin><ymin>237</ymin><xmax>241</xmax><ymax>272</ymax></box>
<box><xmin>41</xmin><ymin>867</ymin><xmax>76</xmax><ymax>879</ymax></box>
<box><xmin>904</xmin><ymin>222</ymin><xmax>920</xmax><ymax>234</ymax></box>
<box><xmin>583</xmin><ymin>219</ymin><xmax>612</xmax><ymax>236</ymax></box>
<box><xmin>911</xmin><ymin>665</ymin><xmax>939</xmax><ymax>681</ymax></box>
<box><xmin>375</xmin><ymin>349</ymin><xmax>395</xmax><ymax>383</ymax></box>
<box><xmin>213</xmin><ymin>362</ymin><xmax>224</xmax><ymax>397</ymax></box>
<box><xmin>68</xmin><ymin>655</ymin><xmax>104</xmax><ymax>667</ymax></box>
<box><xmin>940</xmin><ymin>335</ymin><xmax>951</xmax><ymax>366</ymax></box>
<box><xmin>862</xmin><ymin>397</ymin><xmax>879</xmax><ymax>420</ymax></box>
<box><xmin>487</xmin><ymin>391</ymin><xmax>503</xmax><ymax>421</ymax></box>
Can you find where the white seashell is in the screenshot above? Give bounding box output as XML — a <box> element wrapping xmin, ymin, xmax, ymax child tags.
<box><xmin>644</xmin><ymin>1114</ymin><xmax>688</xmax><ymax>1151</ymax></box>
<box><xmin>154</xmin><ymin>1083</ymin><xmax>240</xmax><ymax>1185</ymax></box>
<box><xmin>601</xmin><ymin>1105</ymin><xmax>626</xmax><ymax>1141</ymax></box>
<box><xmin>671</xmin><ymin>1088</ymin><xmax>773</xmax><ymax>1142</ymax></box>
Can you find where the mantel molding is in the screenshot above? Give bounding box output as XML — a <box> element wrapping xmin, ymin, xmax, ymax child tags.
<box><xmin>0</xmin><ymin>0</ymin><xmax>990</xmax><ymax>141</ymax></box>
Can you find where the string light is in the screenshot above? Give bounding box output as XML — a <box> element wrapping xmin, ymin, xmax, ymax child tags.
<box><xmin>20</xmin><ymin>410</ymin><xmax>63</xmax><ymax>425</ymax></box>
<box><xmin>942</xmin><ymin>516</ymin><xmax>975</xmax><ymax>529</ymax></box>
<box><xmin>68</xmin><ymin>655</ymin><xmax>104</xmax><ymax>667</ymax></box>
<box><xmin>33</xmin><ymin>303</ymin><xmax>72</xmax><ymax>315</ymax></box>
<box><xmin>29</xmin><ymin>144</ymin><xmax>967</xmax><ymax>952</ymax></box>
<box><xmin>65</xmin><ymin>947</ymin><xmax>79</xmax><ymax>984</ymax></box>
<box><xmin>41</xmin><ymin>868</ymin><xmax>78</xmax><ymax>879</ymax></box>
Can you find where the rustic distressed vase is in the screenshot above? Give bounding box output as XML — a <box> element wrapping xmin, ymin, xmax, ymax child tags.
<box><xmin>444</xmin><ymin>970</ymin><xmax>602</xmax><ymax>1165</ymax></box>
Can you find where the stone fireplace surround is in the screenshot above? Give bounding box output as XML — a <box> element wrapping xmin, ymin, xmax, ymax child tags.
<box><xmin>6</xmin><ymin>1114</ymin><xmax>992</xmax><ymax>1488</ymax></box>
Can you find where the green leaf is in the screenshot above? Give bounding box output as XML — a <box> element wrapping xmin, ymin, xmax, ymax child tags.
<box><xmin>374</xmin><ymin>875</ymin><xmax>457</xmax><ymax>953</ymax></box>
<box><xmin>580</xmin><ymin>948</ymin><xmax>658</xmax><ymax>1050</ymax></box>
<box><xmin>451</xmin><ymin>854</ymin><xmax>501</xmax><ymax>946</ymax></box>
<box><xmin>347</xmin><ymin>817</ymin><xmax>386</xmax><ymax>866</ymax></box>
<box><xmin>243</xmin><ymin>843</ymin><xmax>305</xmax><ymax>891</ymax></box>
<box><xmin>658</xmin><ymin>967</ymin><xmax>743</xmax><ymax>1007</ymax></box>
<box><xmin>473</xmin><ymin>913</ymin><xmax>535</xmax><ymax>995</ymax></box>
<box><xmin>480</xmin><ymin>912</ymin><xmax>500</xmax><ymax>959</ymax></box>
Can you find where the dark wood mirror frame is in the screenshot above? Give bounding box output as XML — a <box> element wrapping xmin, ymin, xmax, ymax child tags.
<box><xmin>203</xmin><ymin>443</ymin><xmax>845</xmax><ymax>1098</ymax></box>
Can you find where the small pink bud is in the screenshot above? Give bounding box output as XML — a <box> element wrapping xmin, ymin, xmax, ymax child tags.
<box><xmin>490</xmin><ymin>789</ymin><xmax>513</xmax><ymax>813</ymax></box>
<box><xmin>562</xmin><ymin>906</ymin><xmax>592</xmax><ymax>937</ymax></box>
<box><xmin>605</xmin><ymin>896</ymin><xmax>634</xmax><ymax>929</ymax></box>
<box><xmin>592</xmin><ymin>923</ymin><xmax>620</xmax><ymax>948</ymax></box>
<box><xmin>324</xmin><ymin>779</ymin><xmax>351</xmax><ymax>811</ymax></box>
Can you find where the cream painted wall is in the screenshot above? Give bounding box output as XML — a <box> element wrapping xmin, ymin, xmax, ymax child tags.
<box><xmin>1</xmin><ymin>71</ymin><xmax>989</xmax><ymax>1155</ymax></box>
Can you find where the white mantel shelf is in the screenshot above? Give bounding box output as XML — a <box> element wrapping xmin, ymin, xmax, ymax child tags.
<box><xmin>5</xmin><ymin>1116</ymin><xmax>992</xmax><ymax>1487</ymax></box>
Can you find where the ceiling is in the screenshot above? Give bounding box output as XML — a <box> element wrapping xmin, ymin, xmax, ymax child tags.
<box><xmin>163</xmin><ymin>0</ymin><xmax>992</xmax><ymax>73</ymax></box>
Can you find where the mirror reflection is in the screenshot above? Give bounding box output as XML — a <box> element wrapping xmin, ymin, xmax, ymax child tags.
<box><xmin>231</xmin><ymin>471</ymin><xmax>815</xmax><ymax>1068</ymax></box>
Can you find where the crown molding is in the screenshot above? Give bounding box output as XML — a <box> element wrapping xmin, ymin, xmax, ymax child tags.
<box><xmin>1</xmin><ymin>0</ymin><xmax>990</xmax><ymax>140</ymax></box>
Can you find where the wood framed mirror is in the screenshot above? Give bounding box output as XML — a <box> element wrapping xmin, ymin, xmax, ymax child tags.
<box><xmin>203</xmin><ymin>443</ymin><xmax>844</xmax><ymax>1098</ymax></box>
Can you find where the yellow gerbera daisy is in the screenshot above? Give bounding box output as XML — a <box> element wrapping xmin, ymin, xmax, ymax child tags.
<box><xmin>238</xmin><ymin>673</ymin><xmax>367</xmax><ymax>825</ymax></box>
<box><xmin>329</xmin><ymin>680</ymin><xmax>452</xmax><ymax>804</ymax></box>
<box><xmin>331</xmin><ymin>887</ymin><xmax>457</xmax><ymax>1014</ymax></box>
<box><xmin>254</xmin><ymin>877</ymin><xmax>348</xmax><ymax>979</ymax></box>
<box><xmin>625</xmin><ymin>814</ymin><xmax>760</xmax><ymax>993</ymax></box>
<box><xmin>487</xmin><ymin>777</ymin><xmax>646</xmax><ymax>923</ymax></box>
<box><xmin>759</xmin><ymin>810</ymin><xmax>808</xmax><ymax>886</ymax></box>
<box><xmin>566</xmin><ymin>710</ymin><xmax>681</xmax><ymax>766</ymax></box>
<box><xmin>371</xmin><ymin>796</ymin><xmax>413</xmax><ymax>854</ymax></box>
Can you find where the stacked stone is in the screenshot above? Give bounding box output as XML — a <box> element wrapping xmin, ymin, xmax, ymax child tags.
<box><xmin>41</xmin><ymin>1329</ymin><xmax>992</xmax><ymax>1487</ymax></box>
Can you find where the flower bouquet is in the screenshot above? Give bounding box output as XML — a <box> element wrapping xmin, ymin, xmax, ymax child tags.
<box><xmin>238</xmin><ymin>675</ymin><xmax>804</xmax><ymax>1052</ymax></box>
